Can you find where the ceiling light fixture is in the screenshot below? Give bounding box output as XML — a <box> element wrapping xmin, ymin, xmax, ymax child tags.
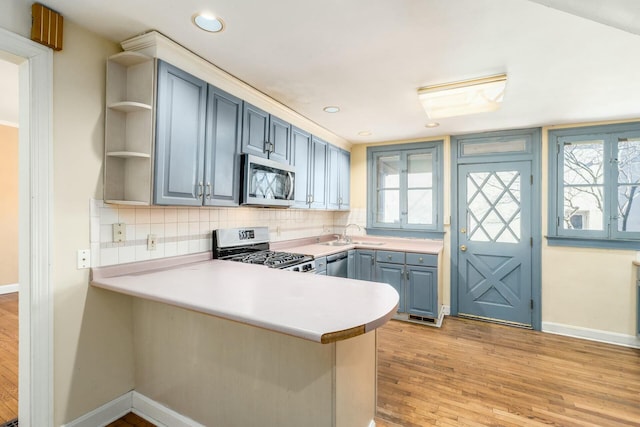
<box><xmin>425</xmin><ymin>122</ymin><xmax>440</xmax><ymax>128</ymax></box>
<box><xmin>358</xmin><ymin>131</ymin><xmax>372</xmax><ymax>136</ymax></box>
<box><xmin>193</xmin><ymin>13</ymin><xmax>225</xmax><ymax>33</ymax></box>
<box><xmin>323</xmin><ymin>106</ymin><xmax>340</xmax><ymax>113</ymax></box>
<box><xmin>418</xmin><ymin>74</ymin><xmax>507</xmax><ymax>119</ymax></box>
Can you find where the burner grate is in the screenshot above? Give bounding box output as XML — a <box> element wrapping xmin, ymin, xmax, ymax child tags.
<box><xmin>1</xmin><ymin>419</ymin><xmax>18</xmax><ymax>427</ymax></box>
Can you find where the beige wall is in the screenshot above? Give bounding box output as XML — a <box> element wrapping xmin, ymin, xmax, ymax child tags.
<box><xmin>0</xmin><ymin>124</ymin><xmax>18</xmax><ymax>286</ymax></box>
<box><xmin>540</xmin><ymin>121</ymin><xmax>638</xmax><ymax>337</ymax></box>
<box><xmin>50</xmin><ymin>21</ymin><xmax>135</xmax><ymax>426</ymax></box>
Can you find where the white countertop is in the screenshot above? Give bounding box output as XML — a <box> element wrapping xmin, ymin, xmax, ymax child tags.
<box><xmin>91</xmin><ymin>256</ymin><xmax>399</xmax><ymax>343</ymax></box>
<box><xmin>273</xmin><ymin>235</ymin><xmax>444</xmax><ymax>258</ymax></box>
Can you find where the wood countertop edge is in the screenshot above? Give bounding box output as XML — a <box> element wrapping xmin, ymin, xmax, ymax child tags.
<box><xmin>321</xmin><ymin>325</ymin><xmax>366</xmax><ymax>344</ymax></box>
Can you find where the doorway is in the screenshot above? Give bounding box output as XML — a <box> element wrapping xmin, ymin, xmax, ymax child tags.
<box><xmin>451</xmin><ymin>128</ymin><xmax>541</xmax><ymax>330</ymax></box>
<box><xmin>0</xmin><ymin>57</ymin><xmax>19</xmax><ymax>424</ymax></box>
<box><xmin>0</xmin><ymin>26</ymin><xmax>53</xmax><ymax>427</ymax></box>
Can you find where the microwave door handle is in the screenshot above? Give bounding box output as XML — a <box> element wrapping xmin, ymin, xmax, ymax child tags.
<box><xmin>287</xmin><ymin>172</ymin><xmax>294</xmax><ymax>200</ymax></box>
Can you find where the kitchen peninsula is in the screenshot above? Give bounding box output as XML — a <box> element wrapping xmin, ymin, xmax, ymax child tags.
<box><xmin>91</xmin><ymin>253</ymin><xmax>399</xmax><ymax>427</ymax></box>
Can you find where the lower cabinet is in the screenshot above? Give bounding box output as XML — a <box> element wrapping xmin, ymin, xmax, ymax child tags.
<box><xmin>375</xmin><ymin>262</ymin><xmax>405</xmax><ymax>313</ymax></box>
<box><xmin>406</xmin><ymin>266</ymin><xmax>437</xmax><ymax>318</ymax></box>
<box><xmin>353</xmin><ymin>250</ymin><xmax>375</xmax><ymax>281</ymax></box>
<box><xmin>352</xmin><ymin>249</ymin><xmax>438</xmax><ymax>319</ymax></box>
<box><xmin>315</xmin><ymin>256</ymin><xmax>327</xmax><ymax>275</ymax></box>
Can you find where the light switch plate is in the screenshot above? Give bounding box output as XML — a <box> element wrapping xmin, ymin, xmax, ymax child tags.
<box><xmin>77</xmin><ymin>249</ymin><xmax>90</xmax><ymax>269</ymax></box>
<box><xmin>147</xmin><ymin>234</ymin><xmax>157</xmax><ymax>251</ymax></box>
<box><xmin>113</xmin><ymin>223</ymin><xmax>126</xmax><ymax>243</ymax></box>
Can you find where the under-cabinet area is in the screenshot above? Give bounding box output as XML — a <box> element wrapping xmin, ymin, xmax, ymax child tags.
<box><xmin>104</xmin><ymin>44</ymin><xmax>350</xmax><ymax>210</ymax></box>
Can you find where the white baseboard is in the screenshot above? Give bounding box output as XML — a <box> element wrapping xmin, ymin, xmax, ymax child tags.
<box><xmin>542</xmin><ymin>321</ymin><xmax>640</xmax><ymax>349</ymax></box>
<box><xmin>61</xmin><ymin>392</ymin><xmax>132</xmax><ymax>427</ymax></box>
<box><xmin>132</xmin><ymin>392</ymin><xmax>205</xmax><ymax>427</ymax></box>
<box><xmin>62</xmin><ymin>391</ymin><xmax>205</xmax><ymax>427</ymax></box>
<box><xmin>0</xmin><ymin>283</ymin><xmax>19</xmax><ymax>295</ymax></box>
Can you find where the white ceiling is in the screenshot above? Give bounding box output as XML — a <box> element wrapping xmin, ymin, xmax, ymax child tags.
<box><xmin>21</xmin><ymin>1</ymin><xmax>640</xmax><ymax>142</ymax></box>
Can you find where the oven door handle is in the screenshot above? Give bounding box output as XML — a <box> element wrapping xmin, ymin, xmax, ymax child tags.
<box><xmin>287</xmin><ymin>172</ymin><xmax>295</xmax><ymax>200</ymax></box>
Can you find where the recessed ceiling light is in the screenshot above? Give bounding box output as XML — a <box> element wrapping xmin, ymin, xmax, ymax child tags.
<box><xmin>358</xmin><ymin>131</ymin><xmax>372</xmax><ymax>136</ymax></box>
<box><xmin>323</xmin><ymin>106</ymin><xmax>340</xmax><ymax>113</ymax></box>
<box><xmin>193</xmin><ymin>13</ymin><xmax>225</xmax><ymax>33</ymax></box>
<box><xmin>425</xmin><ymin>122</ymin><xmax>440</xmax><ymax>128</ymax></box>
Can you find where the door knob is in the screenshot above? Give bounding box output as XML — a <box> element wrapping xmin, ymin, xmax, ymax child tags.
<box><xmin>460</xmin><ymin>245</ymin><xmax>467</xmax><ymax>252</ymax></box>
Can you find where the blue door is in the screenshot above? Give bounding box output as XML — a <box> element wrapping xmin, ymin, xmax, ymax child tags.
<box><xmin>457</xmin><ymin>161</ymin><xmax>532</xmax><ymax>326</ymax></box>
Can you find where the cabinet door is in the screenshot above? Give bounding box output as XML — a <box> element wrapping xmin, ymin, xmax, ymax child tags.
<box><xmin>241</xmin><ymin>103</ymin><xmax>269</xmax><ymax>158</ymax></box>
<box><xmin>154</xmin><ymin>60</ymin><xmax>207</xmax><ymax>206</ymax></box>
<box><xmin>291</xmin><ymin>126</ymin><xmax>311</xmax><ymax>208</ymax></box>
<box><xmin>310</xmin><ymin>136</ymin><xmax>328</xmax><ymax>209</ymax></box>
<box><xmin>203</xmin><ymin>85</ymin><xmax>242</xmax><ymax>207</ymax></box>
<box><xmin>347</xmin><ymin>250</ymin><xmax>355</xmax><ymax>279</ymax></box>
<box><xmin>406</xmin><ymin>266</ymin><xmax>437</xmax><ymax>318</ymax></box>
<box><xmin>338</xmin><ymin>149</ymin><xmax>350</xmax><ymax>210</ymax></box>
<box><xmin>327</xmin><ymin>144</ymin><xmax>340</xmax><ymax>209</ymax></box>
<box><xmin>375</xmin><ymin>262</ymin><xmax>404</xmax><ymax>312</ymax></box>
<box><xmin>354</xmin><ymin>250</ymin><xmax>375</xmax><ymax>281</ymax></box>
<box><xmin>269</xmin><ymin>115</ymin><xmax>291</xmax><ymax>164</ymax></box>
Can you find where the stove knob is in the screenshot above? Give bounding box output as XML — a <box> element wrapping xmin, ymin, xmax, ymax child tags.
<box><xmin>293</xmin><ymin>267</ymin><xmax>300</xmax><ymax>272</ymax></box>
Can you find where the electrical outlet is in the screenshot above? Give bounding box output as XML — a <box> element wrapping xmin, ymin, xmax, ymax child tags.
<box><xmin>147</xmin><ymin>234</ymin><xmax>157</xmax><ymax>251</ymax></box>
<box><xmin>77</xmin><ymin>249</ymin><xmax>90</xmax><ymax>269</ymax></box>
<box><xmin>112</xmin><ymin>223</ymin><xmax>126</xmax><ymax>243</ymax></box>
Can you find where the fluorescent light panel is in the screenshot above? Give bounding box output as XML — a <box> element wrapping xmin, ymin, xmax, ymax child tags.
<box><xmin>418</xmin><ymin>74</ymin><xmax>507</xmax><ymax>119</ymax></box>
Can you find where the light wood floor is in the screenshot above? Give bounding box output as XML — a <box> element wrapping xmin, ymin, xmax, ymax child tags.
<box><xmin>375</xmin><ymin>318</ymin><xmax>640</xmax><ymax>427</ymax></box>
<box><xmin>0</xmin><ymin>293</ymin><xmax>18</xmax><ymax>423</ymax></box>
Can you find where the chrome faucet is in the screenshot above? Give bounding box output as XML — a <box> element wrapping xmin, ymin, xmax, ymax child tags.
<box><xmin>342</xmin><ymin>223</ymin><xmax>362</xmax><ymax>243</ymax></box>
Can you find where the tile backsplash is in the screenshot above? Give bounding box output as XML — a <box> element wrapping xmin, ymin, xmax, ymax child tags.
<box><xmin>90</xmin><ymin>200</ymin><xmax>366</xmax><ymax>267</ymax></box>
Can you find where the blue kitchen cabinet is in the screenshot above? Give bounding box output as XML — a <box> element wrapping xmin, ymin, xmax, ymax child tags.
<box><xmin>203</xmin><ymin>85</ymin><xmax>243</xmax><ymax>206</ymax></box>
<box><xmin>347</xmin><ymin>250</ymin><xmax>355</xmax><ymax>278</ymax></box>
<box><xmin>406</xmin><ymin>266</ymin><xmax>437</xmax><ymax>318</ymax></box>
<box><xmin>353</xmin><ymin>250</ymin><xmax>375</xmax><ymax>281</ymax></box>
<box><xmin>327</xmin><ymin>145</ymin><xmax>350</xmax><ymax>210</ymax></box>
<box><xmin>315</xmin><ymin>256</ymin><xmax>327</xmax><ymax>275</ymax></box>
<box><xmin>375</xmin><ymin>262</ymin><xmax>405</xmax><ymax>312</ymax></box>
<box><xmin>291</xmin><ymin>128</ymin><xmax>327</xmax><ymax>209</ymax></box>
<box><xmin>241</xmin><ymin>102</ymin><xmax>291</xmax><ymax>164</ymax></box>
<box><xmin>154</xmin><ymin>60</ymin><xmax>208</xmax><ymax>205</ymax></box>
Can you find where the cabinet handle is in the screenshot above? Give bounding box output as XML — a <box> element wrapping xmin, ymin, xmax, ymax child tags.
<box><xmin>419</xmin><ymin>257</ymin><xmax>423</xmax><ymax>262</ymax></box>
<box><xmin>406</xmin><ymin>270</ymin><xmax>410</xmax><ymax>280</ymax></box>
<box><xmin>387</xmin><ymin>255</ymin><xmax>392</xmax><ymax>260</ymax></box>
<box><xmin>206</xmin><ymin>182</ymin><xmax>212</xmax><ymax>199</ymax></box>
<box><xmin>197</xmin><ymin>182</ymin><xmax>204</xmax><ymax>199</ymax></box>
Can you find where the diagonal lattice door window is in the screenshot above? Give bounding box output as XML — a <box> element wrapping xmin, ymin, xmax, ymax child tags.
<box><xmin>467</xmin><ymin>171</ymin><xmax>521</xmax><ymax>243</ymax></box>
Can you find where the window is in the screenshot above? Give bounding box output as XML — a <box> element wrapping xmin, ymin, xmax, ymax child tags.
<box><xmin>367</xmin><ymin>141</ymin><xmax>443</xmax><ymax>236</ymax></box>
<box><xmin>548</xmin><ymin>122</ymin><xmax>640</xmax><ymax>248</ymax></box>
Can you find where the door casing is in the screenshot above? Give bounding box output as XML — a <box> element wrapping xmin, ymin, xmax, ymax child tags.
<box><xmin>450</xmin><ymin>128</ymin><xmax>542</xmax><ymax>330</ymax></box>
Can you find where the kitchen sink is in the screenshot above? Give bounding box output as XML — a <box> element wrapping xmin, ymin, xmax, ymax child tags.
<box><xmin>320</xmin><ymin>240</ymin><xmax>351</xmax><ymax>246</ymax></box>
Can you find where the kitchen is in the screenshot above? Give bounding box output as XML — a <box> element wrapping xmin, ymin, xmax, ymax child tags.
<box><xmin>1</xmin><ymin>1</ymin><xmax>639</xmax><ymax>426</ymax></box>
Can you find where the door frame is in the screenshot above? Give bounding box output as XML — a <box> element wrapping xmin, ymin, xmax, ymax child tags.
<box><xmin>0</xmin><ymin>27</ymin><xmax>54</xmax><ymax>425</ymax></box>
<box><xmin>450</xmin><ymin>128</ymin><xmax>542</xmax><ymax>330</ymax></box>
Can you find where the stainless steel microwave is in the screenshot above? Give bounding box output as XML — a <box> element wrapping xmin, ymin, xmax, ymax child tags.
<box><xmin>242</xmin><ymin>154</ymin><xmax>295</xmax><ymax>207</ymax></box>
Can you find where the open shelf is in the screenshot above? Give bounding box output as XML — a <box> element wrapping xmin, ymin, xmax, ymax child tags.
<box><xmin>104</xmin><ymin>199</ymin><xmax>150</xmax><ymax>206</ymax></box>
<box><xmin>106</xmin><ymin>151</ymin><xmax>151</xmax><ymax>159</ymax></box>
<box><xmin>109</xmin><ymin>51</ymin><xmax>153</xmax><ymax>67</ymax></box>
<box><xmin>108</xmin><ymin>101</ymin><xmax>152</xmax><ymax>112</ymax></box>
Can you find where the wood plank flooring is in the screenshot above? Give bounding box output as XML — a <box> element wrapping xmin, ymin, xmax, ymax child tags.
<box><xmin>375</xmin><ymin>318</ymin><xmax>640</xmax><ymax>427</ymax></box>
<box><xmin>0</xmin><ymin>293</ymin><xmax>18</xmax><ymax>424</ymax></box>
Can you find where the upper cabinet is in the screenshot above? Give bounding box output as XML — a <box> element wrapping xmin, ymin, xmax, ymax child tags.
<box><xmin>103</xmin><ymin>52</ymin><xmax>155</xmax><ymax>205</ymax></box>
<box><xmin>154</xmin><ymin>60</ymin><xmax>208</xmax><ymax>205</ymax></box>
<box><xmin>242</xmin><ymin>103</ymin><xmax>291</xmax><ymax>164</ymax></box>
<box><xmin>291</xmin><ymin>127</ymin><xmax>328</xmax><ymax>209</ymax></box>
<box><xmin>327</xmin><ymin>145</ymin><xmax>350</xmax><ymax>210</ymax></box>
<box><xmin>154</xmin><ymin>60</ymin><xmax>242</xmax><ymax>206</ymax></box>
<box><xmin>104</xmin><ymin>50</ymin><xmax>348</xmax><ymax>210</ymax></box>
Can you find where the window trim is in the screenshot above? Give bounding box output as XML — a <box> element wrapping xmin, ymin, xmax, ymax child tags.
<box><xmin>366</xmin><ymin>141</ymin><xmax>444</xmax><ymax>236</ymax></box>
<box><xmin>547</xmin><ymin>122</ymin><xmax>640</xmax><ymax>249</ymax></box>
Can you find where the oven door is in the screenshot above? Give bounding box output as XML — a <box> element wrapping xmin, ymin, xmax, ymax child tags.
<box><xmin>242</xmin><ymin>154</ymin><xmax>295</xmax><ymax>207</ymax></box>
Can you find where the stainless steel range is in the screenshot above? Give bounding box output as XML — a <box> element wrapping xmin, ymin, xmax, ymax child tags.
<box><xmin>212</xmin><ymin>227</ymin><xmax>315</xmax><ymax>272</ymax></box>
